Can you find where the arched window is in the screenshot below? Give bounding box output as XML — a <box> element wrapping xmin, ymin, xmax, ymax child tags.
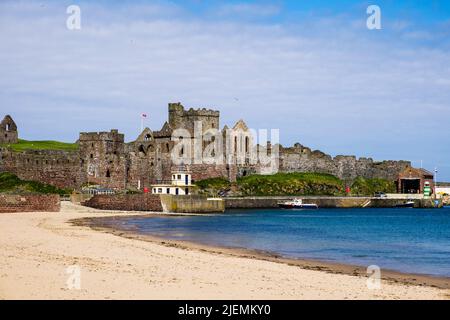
<box><xmin>166</xmin><ymin>143</ymin><xmax>170</xmax><ymax>152</ymax></box>
<box><xmin>234</xmin><ymin>136</ymin><xmax>238</xmax><ymax>153</ymax></box>
<box><xmin>245</xmin><ymin>136</ymin><xmax>249</xmax><ymax>153</ymax></box>
<box><xmin>138</xmin><ymin>145</ymin><xmax>146</xmax><ymax>154</ymax></box>
<box><xmin>145</xmin><ymin>134</ymin><xmax>151</xmax><ymax>141</ymax></box>
<box><xmin>5</xmin><ymin>124</ymin><xmax>10</xmax><ymax>131</ymax></box>
<box><xmin>106</xmin><ymin>169</ymin><xmax>111</xmax><ymax>178</ymax></box>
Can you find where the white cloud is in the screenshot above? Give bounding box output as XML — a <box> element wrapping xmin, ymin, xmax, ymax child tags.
<box><xmin>0</xmin><ymin>0</ymin><xmax>449</xmax><ymax>178</ymax></box>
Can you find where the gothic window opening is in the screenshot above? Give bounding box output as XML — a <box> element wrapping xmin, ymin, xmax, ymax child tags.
<box><xmin>5</xmin><ymin>124</ymin><xmax>10</xmax><ymax>131</ymax></box>
<box><xmin>245</xmin><ymin>136</ymin><xmax>249</xmax><ymax>153</ymax></box>
<box><xmin>166</xmin><ymin>143</ymin><xmax>170</xmax><ymax>152</ymax></box>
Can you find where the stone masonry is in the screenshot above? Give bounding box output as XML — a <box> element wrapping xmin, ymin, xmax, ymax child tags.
<box><xmin>0</xmin><ymin>104</ymin><xmax>412</xmax><ymax>190</ymax></box>
<box><xmin>0</xmin><ymin>194</ymin><xmax>60</xmax><ymax>213</ymax></box>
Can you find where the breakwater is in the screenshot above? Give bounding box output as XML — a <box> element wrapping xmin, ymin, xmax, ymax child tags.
<box><xmin>224</xmin><ymin>196</ymin><xmax>442</xmax><ymax>209</ymax></box>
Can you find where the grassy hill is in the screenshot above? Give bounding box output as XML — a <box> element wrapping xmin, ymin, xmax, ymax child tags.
<box><xmin>350</xmin><ymin>177</ymin><xmax>396</xmax><ymax>196</ymax></box>
<box><xmin>0</xmin><ymin>139</ymin><xmax>78</xmax><ymax>152</ymax></box>
<box><xmin>196</xmin><ymin>173</ymin><xmax>397</xmax><ymax>197</ymax></box>
<box><xmin>0</xmin><ymin>172</ymin><xmax>70</xmax><ymax>195</ymax></box>
<box><xmin>237</xmin><ymin>172</ymin><xmax>345</xmax><ymax>196</ymax></box>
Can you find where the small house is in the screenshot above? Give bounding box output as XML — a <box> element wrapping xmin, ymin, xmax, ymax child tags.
<box><xmin>151</xmin><ymin>171</ymin><xmax>196</xmax><ymax>196</ymax></box>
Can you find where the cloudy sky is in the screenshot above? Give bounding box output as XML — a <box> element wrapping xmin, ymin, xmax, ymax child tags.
<box><xmin>1</xmin><ymin>0</ymin><xmax>450</xmax><ymax>180</ymax></box>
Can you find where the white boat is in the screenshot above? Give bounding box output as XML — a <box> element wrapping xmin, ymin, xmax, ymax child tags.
<box><xmin>278</xmin><ymin>198</ymin><xmax>319</xmax><ymax>209</ymax></box>
<box><xmin>395</xmin><ymin>201</ymin><xmax>415</xmax><ymax>208</ymax></box>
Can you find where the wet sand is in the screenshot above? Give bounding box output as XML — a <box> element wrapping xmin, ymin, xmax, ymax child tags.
<box><xmin>0</xmin><ymin>202</ymin><xmax>448</xmax><ymax>300</ymax></box>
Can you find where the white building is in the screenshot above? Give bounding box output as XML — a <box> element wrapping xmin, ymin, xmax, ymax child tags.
<box><xmin>436</xmin><ymin>186</ymin><xmax>450</xmax><ymax>195</ymax></box>
<box><xmin>151</xmin><ymin>171</ymin><xmax>196</xmax><ymax>195</ymax></box>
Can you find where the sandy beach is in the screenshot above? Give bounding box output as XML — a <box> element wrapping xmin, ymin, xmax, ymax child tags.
<box><xmin>0</xmin><ymin>202</ymin><xmax>448</xmax><ymax>300</ymax></box>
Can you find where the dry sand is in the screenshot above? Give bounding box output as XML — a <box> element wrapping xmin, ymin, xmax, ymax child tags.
<box><xmin>0</xmin><ymin>202</ymin><xmax>448</xmax><ymax>300</ymax></box>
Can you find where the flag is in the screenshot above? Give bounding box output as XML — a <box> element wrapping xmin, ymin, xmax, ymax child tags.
<box><xmin>142</xmin><ymin>113</ymin><xmax>147</xmax><ymax>118</ymax></box>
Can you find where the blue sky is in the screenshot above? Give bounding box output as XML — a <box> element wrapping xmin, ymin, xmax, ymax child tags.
<box><xmin>1</xmin><ymin>0</ymin><xmax>449</xmax><ymax>180</ymax></box>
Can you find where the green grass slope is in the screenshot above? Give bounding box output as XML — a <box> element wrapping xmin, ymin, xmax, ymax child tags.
<box><xmin>350</xmin><ymin>177</ymin><xmax>396</xmax><ymax>196</ymax></box>
<box><xmin>0</xmin><ymin>172</ymin><xmax>70</xmax><ymax>195</ymax></box>
<box><xmin>237</xmin><ymin>172</ymin><xmax>344</xmax><ymax>196</ymax></box>
<box><xmin>196</xmin><ymin>173</ymin><xmax>397</xmax><ymax>197</ymax></box>
<box><xmin>0</xmin><ymin>139</ymin><xmax>78</xmax><ymax>152</ymax></box>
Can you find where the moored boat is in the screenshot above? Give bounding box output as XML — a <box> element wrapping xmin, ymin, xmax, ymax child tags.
<box><xmin>395</xmin><ymin>201</ymin><xmax>415</xmax><ymax>208</ymax></box>
<box><xmin>278</xmin><ymin>198</ymin><xmax>319</xmax><ymax>209</ymax></box>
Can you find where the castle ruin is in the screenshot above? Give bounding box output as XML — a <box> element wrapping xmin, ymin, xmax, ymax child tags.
<box><xmin>0</xmin><ymin>105</ymin><xmax>411</xmax><ymax>190</ymax></box>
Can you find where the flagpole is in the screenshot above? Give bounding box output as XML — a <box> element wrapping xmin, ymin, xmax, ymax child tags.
<box><xmin>140</xmin><ymin>113</ymin><xmax>148</xmax><ymax>133</ymax></box>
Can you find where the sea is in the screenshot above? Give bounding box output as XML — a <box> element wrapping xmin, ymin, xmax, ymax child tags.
<box><xmin>100</xmin><ymin>207</ymin><xmax>450</xmax><ymax>277</ymax></box>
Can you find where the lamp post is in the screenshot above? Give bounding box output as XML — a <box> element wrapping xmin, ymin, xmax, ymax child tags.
<box><xmin>434</xmin><ymin>167</ymin><xmax>438</xmax><ymax>198</ymax></box>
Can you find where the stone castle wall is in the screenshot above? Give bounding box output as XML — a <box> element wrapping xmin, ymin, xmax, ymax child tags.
<box><xmin>0</xmin><ymin>104</ymin><xmax>412</xmax><ymax>191</ymax></box>
<box><xmin>279</xmin><ymin>144</ymin><xmax>410</xmax><ymax>181</ymax></box>
<box><xmin>0</xmin><ymin>148</ymin><xmax>84</xmax><ymax>189</ymax></box>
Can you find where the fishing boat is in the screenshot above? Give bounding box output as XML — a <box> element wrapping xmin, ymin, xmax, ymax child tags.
<box><xmin>278</xmin><ymin>198</ymin><xmax>319</xmax><ymax>209</ymax></box>
<box><xmin>395</xmin><ymin>201</ymin><xmax>415</xmax><ymax>208</ymax></box>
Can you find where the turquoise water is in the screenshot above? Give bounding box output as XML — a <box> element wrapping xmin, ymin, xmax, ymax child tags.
<box><xmin>105</xmin><ymin>207</ymin><xmax>450</xmax><ymax>277</ymax></box>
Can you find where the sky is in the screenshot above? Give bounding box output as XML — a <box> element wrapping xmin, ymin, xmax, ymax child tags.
<box><xmin>0</xmin><ymin>0</ymin><xmax>449</xmax><ymax>180</ymax></box>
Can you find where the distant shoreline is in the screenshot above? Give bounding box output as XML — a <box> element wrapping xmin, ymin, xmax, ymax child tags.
<box><xmin>72</xmin><ymin>214</ymin><xmax>450</xmax><ymax>290</ymax></box>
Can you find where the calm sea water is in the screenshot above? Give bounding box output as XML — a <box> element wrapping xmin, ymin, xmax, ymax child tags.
<box><xmin>104</xmin><ymin>207</ymin><xmax>450</xmax><ymax>277</ymax></box>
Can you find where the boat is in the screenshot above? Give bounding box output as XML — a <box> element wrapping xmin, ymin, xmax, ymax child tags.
<box><xmin>395</xmin><ymin>201</ymin><xmax>415</xmax><ymax>208</ymax></box>
<box><xmin>278</xmin><ymin>198</ymin><xmax>319</xmax><ymax>209</ymax></box>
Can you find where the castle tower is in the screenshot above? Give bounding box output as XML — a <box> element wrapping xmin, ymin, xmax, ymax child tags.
<box><xmin>167</xmin><ymin>102</ymin><xmax>220</xmax><ymax>134</ymax></box>
<box><xmin>78</xmin><ymin>129</ymin><xmax>126</xmax><ymax>189</ymax></box>
<box><xmin>0</xmin><ymin>115</ymin><xmax>18</xmax><ymax>144</ymax></box>
<box><xmin>168</xmin><ymin>102</ymin><xmax>185</xmax><ymax>129</ymax></box>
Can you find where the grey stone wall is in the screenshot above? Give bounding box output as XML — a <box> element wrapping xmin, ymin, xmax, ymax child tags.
<box><xmin>278</xmin><ymin>144</ymin><xmax>410</xmax><ymax>181</ymax></box>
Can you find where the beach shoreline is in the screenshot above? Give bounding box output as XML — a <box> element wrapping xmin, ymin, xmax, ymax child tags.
<box><xmin>72</xmin><ymin>214</ymin><xmax>450</xmax><ymax>290</ymax></box>
<box><xmin>0</xmin><ymin>202</ymin><xmax>448</xmax><ymax>300</ymax></box>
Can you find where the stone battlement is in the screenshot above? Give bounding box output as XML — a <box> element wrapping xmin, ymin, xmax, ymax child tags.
<box><xmin>168</xmin><ymin>102</ymin><xmax>220</xmax><ymax>117</ymax></box>
<box><xmin>79</xmin><ymin>129</ymin><xmax>124</xmax><ymax>142</ymax></box>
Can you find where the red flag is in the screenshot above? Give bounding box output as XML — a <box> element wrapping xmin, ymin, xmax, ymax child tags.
<box><xmin>142</xmin><ymin>113</ymin><xmax>147</xmax><ymax>118</ymax></box>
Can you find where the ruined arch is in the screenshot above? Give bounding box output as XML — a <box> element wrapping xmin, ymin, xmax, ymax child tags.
<box><xmin>138</xmin><ymin>145</ymin><xmax>146</xmax><ymax>155</ymax></box>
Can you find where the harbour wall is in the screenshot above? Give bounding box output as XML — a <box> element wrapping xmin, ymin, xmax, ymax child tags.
<box><xmin>82</xmin><ymin>194</ymin><xmax>225</xmax><ymax>213</ymax></box>
<box><xmin>160</xmin><ymin>195</ymin><xmax>225</xmax><ymax>213</ymax></box>
<box><xmin>82</xmin><ymin>194</ymin><xmax>163</xmax><ymax>212</ymax></box>
<box><xmin>0</xmin><ymin>194</ymin><xmax>60</xmax><ymax>213</ymax></box>
<box><xmin>225</xmin><ymin>196</ymin><xmax>442</xmax><ymax>209</ymax></box>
